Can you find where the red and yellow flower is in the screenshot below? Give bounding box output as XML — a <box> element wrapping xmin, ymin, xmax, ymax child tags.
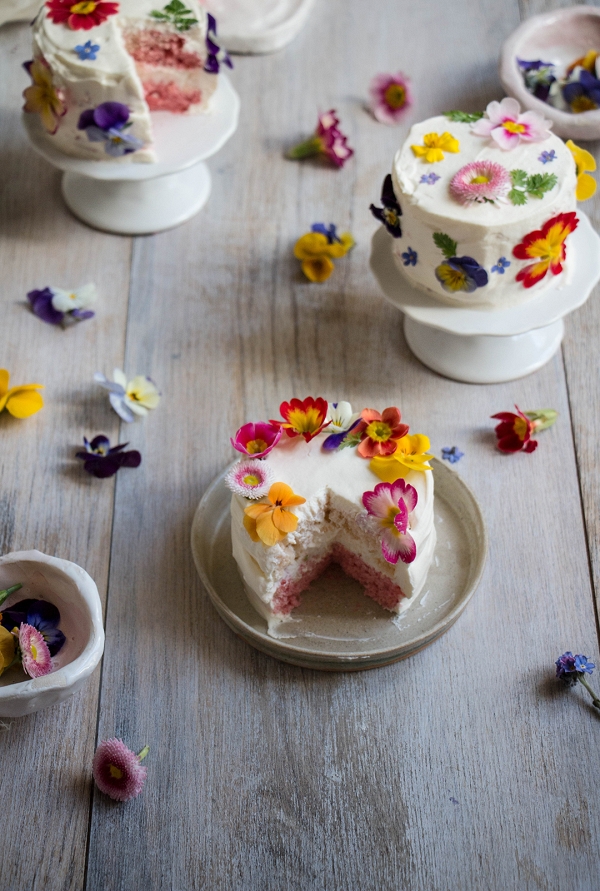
<box><xmin>273</xmin><ymin>397</ymin><xmax>329</xmax><ymax>442</ymax></box>
<box><xmin>243</xmin><ymin>482</ymin><xmax>306</xmax><ymax>547</ymax></box>
<box><xmin>513</xmin><ymin>212</ymin><xmax>578</xmax><ymax>288</ymax></box>
<box><xmin>22</xmin><ymin>57</ymin><xmax>66</xmax><ymax>135</ymax></box>
<box><xmin>354</xmin><ymin>407</ymin><xmax>408</xmax><ymax>458</ymax></box>
<box><xmin>370</xmin><ymin>434</ymin><xmax>433</xmax><ymax>481</ymax></box>
<box><xmin>46</xmin><ymin>0</ymin><xmax>119</xmax><ymax>30</ymax></box>
<box><xmin>491</xmin><ymin>406</ymin><xmax>537</xmax><ymax>453</ymax></box>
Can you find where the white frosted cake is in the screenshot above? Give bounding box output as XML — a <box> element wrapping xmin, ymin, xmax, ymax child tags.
<box><xmin>23</xmin><ymin>0</ymin><xmax>230</xmax><ymax>162</ymax></box>
<box><xmin>371</xmin><ymin>98</ymin><xmax>580</xmax><ymax>308</ymax></box>
<box><xmin>226</xmin><ymin>398</ymin><xmax>436</xmax><ymax>635</ymax></box>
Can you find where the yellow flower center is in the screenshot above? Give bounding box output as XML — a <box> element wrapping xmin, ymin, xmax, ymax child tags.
<box><xmin>383</xmin><ymin>208</ymin><xmax>399</xmax><ymax>226</ymax></box>
<box><xmin>503</xmin><ymin>121</ymin><xmax>526</xmax><ymax>133</ymax></box>
<box><xmin>571</xmin><ymin>95</ymin><xmax>598</xmax><ymax>113</ymax></box>
<box><xmin>384</xmin><ymin>83</ymin><xmax>406</xmax><ymax>110</ymax></box>
<box><xmin>69</xmin><ymin>292</ymin><xmax>77</xmax><ymax>301</ymax></box>
<box><xmin>30</xmin><ymin>643</ymin><xmax>37</xmax><ymax>660</ymax></box>
<box><xmin>242</xmin><ymin>473</ymin><xmax>261</xmax><ymax>486</ymax></box>
<box><xmin>108</xmin><ymin>764</ymin><xmax>124</xmax><ymax>780</ymax></box>
<box><xmin>513</xmin><ymin>416</ymin><xmax>528</xmax><ymax>441</ymax></box>
<box><xmin>246</xmin><ymin>438</ymin><xmax>267</xmax><ymax>454</ymax></box>
<box><xmin>365</xmin><ymin>420</ymin><xmax>392</xmax><ymax>442</ymax></box>
<box><xmin>70</xmin><ymin>0</ymin><xmax>97</xmax><ymax>13</ymax></box>
<box><xmin>471</xmin><ymin>175</ymin><xmax>490</xmax><ymax>184</ymax></box>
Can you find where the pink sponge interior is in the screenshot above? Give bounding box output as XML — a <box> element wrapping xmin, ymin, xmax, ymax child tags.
<box><xmin>124</xmin><ymin>30</ymin><xmax>202</xmax><ymax>69</ymax></box>
<box><xmin>143</xmin><ymin>81</ymin><xmax>201</xmax><ymax>112</ymax></box>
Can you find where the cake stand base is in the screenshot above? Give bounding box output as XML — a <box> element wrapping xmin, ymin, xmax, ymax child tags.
<box><xmin>403</xmin><ymin>316</ymin><xmax>564</xmax><ymax>384</ymax></box>
<box><xmin>61</xmin><ymin>162</ymin><xmax>211</xmax><ymax>235</ymax></box>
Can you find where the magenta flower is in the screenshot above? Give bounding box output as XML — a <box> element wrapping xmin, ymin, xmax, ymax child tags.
<box><xmin>471</xmin><ymin>97</ymin><xmax>552</xmax><ymax>150</ymax></box>
<box><xmin>450</xmin><ymin>160</ymin><xmax>511</xmax><ymax>205</ymax></box>
<box><xmin>93</xmin><ymin>738</ymin><xmax>149</xmax><ymax>802</ymax></box>
<box><xmin>230</xmin><ymin>421</ymin><xmax>282</xmax><ymax>459</ymax></box>
<box><xmin>369</xmin><ymin>72</ymin><xmax>412</xmax><ymax>124</ymax></box>
<box><xmin>225</xmin><ymin>458</ymin><xmax>274</xmax><ymax>499</ymax></box>
<box><xmin>287</xmin><ymin>110</ymin><xmax>354</xmax><ymax>168</ymax></box>
<box><xmin>362</xmin><ymin>479</ymin><xmax>417</xmax><ymax>565</ymax></box>
<box><xmin>19</xmin><ymin>623</ymin><xmax>52</xmax><ymax>678</ymax></box>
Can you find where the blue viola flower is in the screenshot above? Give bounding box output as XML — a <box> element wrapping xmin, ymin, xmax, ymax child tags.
<box><xmin>491</xmin><ymin>257</ymin><xmax>511</xmax><ymax>274</ymax></box>
<box><xmin>441</xmin><ymin>446</ymin><xmax>464</xmax><ymax>463</ymax></box>
<box><xmin>539</xmin><ymin>150</ymin><xmax>556</xmax><ymax>164</ymax></box>
<box><xmin>401</xmin><ymin>247</ymin><xmax>417</xmax><ymax>266</ymax></box>
<box><xmin>204</xmin><ymin>13</ymin><xmax>233</xmax><ymax>74</ymax></box>
<box><xmin>77</xmin><ymin>102</ymin><xmax>144</xmax><ymax>157</ymax></box>
<box><xmin>563</xmin><ymin>69</ymin><xmax>600</xmax><ymax>112</ymax></box>
<box><xmin>1</xmin><ymin>599</ymin><xmax>65</xmax><ymax>656</ymax></box>
<box><xmin>311</xmin><ymin>223</ymin><xmax>341</xmax><ymax>244</ymax></box>
<box><xmin>435</xmin><ymin>257</ymin><xmax>488</xmax><ymax>293</ymax></box>
<box><xmin>76</xmin><ymin>435</ymin><xmax>141</xmax><ymax>478</ymax></box>
<box><xmin>556</xmin><ymin>652</ymin><xmax>595</xmax><ymax>684</ymax></box>
<box><xmin>420</xmin><ymin>172</ymin><xmax>440</xmax><ymax>185</ymax></box>
<box><xmin>74</xmin><ymin>40</ymin><xmax>100</xmax><ymax>61</ymax></box>
<box><xmin>370</xmin><ymin>173</ymin><xmax>402</xmax><ymax>238</ymax></box>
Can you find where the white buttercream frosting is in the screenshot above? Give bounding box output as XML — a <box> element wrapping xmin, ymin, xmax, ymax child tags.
<box><xmin>391</xmin><ymin>115</ymin><xmax>578</xmax><ymax>308</ymax></box>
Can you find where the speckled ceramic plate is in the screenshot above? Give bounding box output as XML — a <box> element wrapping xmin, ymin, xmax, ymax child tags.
<box><xmin>191</xmin><ymin>459</ymin><xmax>487</xmax><ymax>670</ymax></box>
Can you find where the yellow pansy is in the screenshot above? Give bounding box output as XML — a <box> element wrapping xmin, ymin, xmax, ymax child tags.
<box><xmin>22</xmin><ymin>57</ymin><xmax>66</xmax><ymax>135</ymax></box>
<box><xmin>0</xmin><ymin>369</ymin><xmax>44</xmax><ymax>419</ymax></box>
<box><xmin>243</xmin><ymin>482</ymin><xmax>306</xmax><ymax>547</ymax></box>
<box><xmin>370</xmin><ymin>434</ymin><xmax>432</xmax><ymax>482</ymax></box>
<box><xmin>566</xmin><ymin>140</ymin><xmax>597</xmax><ymax>201</ymax></box>
<box><xmin>294</xmin><ymin>228</ymin><xmax>354</xmax><ymax>283</ymax></box>
<box><xmin>0</xmin><ymin>626</ymin><xmax>15</xmax><ymax>677</ymax></box>
<box><xmin>411</xmin><ymin>132</ymin><xmax>460</xmax><ymax>164</ymax></box>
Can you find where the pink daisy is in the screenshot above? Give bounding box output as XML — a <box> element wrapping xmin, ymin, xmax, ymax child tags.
<box><xmin>449</xmin><ymin>160</ymin><xmax>511</xmax><ymax>205</ymax></box>
<box><xmin>471</xmin><ymin>97</ymin><xmax>552</xmax><ymax>150</ymax></box>
<box><xmin>93</xmin><ymin>738</ymin><xmax>149</xmax><ymax>802</ymax></box>
<box><xmin>362</xmin><ymin>479</ymin><xmax>417</xmax><ymax>565</ymax></box>
<box><xmin>369</xmin><ymin>72</ymin><xmax>412</xmax><ymax>124</ymax></box>
<box><xmin>225</xmin><ymin>459</ymin><xmax>274</xmax><ymax>499</ymax></box>
<box><xmin>19</xmin><ymin>623</ymin><xmax>52</xmax><ymax>678</ymax></box>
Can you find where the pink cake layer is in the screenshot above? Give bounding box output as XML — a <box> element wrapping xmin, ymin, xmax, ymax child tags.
<box><xmin>143</xmin><ymin>81</ymin><xmax>201</xmax><ymax>112</ymax></box>
<box><xmin>124</xmin><ymin>30</ymin><xmax>202</xmax><ymax>69</ymax></box>
<box><xmin>271</xmin><ymin>544</ymin><xmax>406</xmax><ymax>616</ymax></box>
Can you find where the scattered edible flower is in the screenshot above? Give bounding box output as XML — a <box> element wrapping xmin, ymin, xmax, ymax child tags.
<box><xmin>433</xmin><ymin>232</ymin><xmax>488</xmax><ymax>294</ymax></box>
<box><xmin>45</xmin><ymin>0</ymin><xmax>119</xmax><ymax>30</ymax></box>
<box><xmin>420</xmin><ymin>172</ymin><xmax>440</xmax><ymax>185</ymax></box>
<box><xmin>74</xmin><ymin>40</ymin><xmax>100</xmax><ymax>60</ymax></box>
<box><xmin>555</xmin><ymin>652</ymin><xmax>600</xmax><ymax>710</ymax></box>
<box><xmin>411</xmin><ymin>131</ymin><xmax>459</xmax><ymax>163</ymax></box>
<box><xmin>513</xmin><ymin>212</ymin><xmax>578</xmax><ymax>288</ymax></box>
<box><xmin>370</xmin><ymin>173</ymin><xmax>402</xmax><ymax>238</ymax></box>
<box><xmin>243</xmin><ymin>482</ymin><xmax>306</xmax><ymax>547</ymax></box>
<box><xmin>362</xmin><ymin>479</ymin><xmax>417</xmax><ymax>565</ymax></box>
<box><xmin>274</xmin><ymin>397</ymin><xmax>329</xmax><ymax>443</ymax></box>
<box><xmin>517</xmin><ymin>58</ymin><xmax>556</xmax><ymax>103</ymax></box>
<box><xmin>491</xmin><ymin>257</ymin><xmax>511</xmax><ymax>274</ymax></box>
<box><xmin>369</xmin><ymin>71</ymin><xmax>412</xmax><ymax>124</ymax></box>
<box><xmin>294</xmin><ymin>225</ymin><xmax>354</xmax><ymax>282</ymax></box>
<box><xmin>322</xmin><ymin>402</ymin><xmax>362</xmax><ymax>450</ymax></box>
<box><xmin>1</xmin><ymin>597</ymin><xmax>66</xmax><ymax>657</ymax></box>
<box><xmin>93</xmin><ymin>739</ymin><xmax>150</xmax><ymax>802</ymax></box>
<box><xmin>204</xmin><ymin>12</ymin><xmax>232</xmax><ymax>73</ymax></box>
<box><xmin>370</xmin><ymin>433</ymin><xmax>432</xmax><ymax>481</ymax></box>
<box><xmin>225</xmin><ymin>459</ymin><xmax>274</xmax><ymax>500</ymax></box>
<box><xmin>94</xmin><ymin>369</ymin><xmax>161</xmax><ymax>423</ymax></box>
<box><xmin>0</xmin><ymin>369</ymin><xmax>44</xmax><ymax>419</ymax></box>
<box><xmin>566</xmin><ymin>140</ymin><xmax>597</xmax><ymax>201</ymax></box>
<box><xmin>78</xmin><ymin>102</ymin><xmax>143</xmax><ymax>157</ymax></box>
<box><xmin>471</xmin><ymin>98</ymin><xmax>552</xmax><ymax>150</ymax></box>
<box><xmin>354</xmin><ymin>407</ymin><xmax>408</xmax><ymax>459</ymax></box>
<box><xmin>150</xmin><ymin>0</ymin><xmax>198</xmax><ymax>32</ymax></box>
<box><xmin>231</xmin><ymin>421</ymin><xmax>282</xmax><ymax>459</ymax></box>
<box><xmin>27</xmin><ymin>283</ymin><xmax>96</xmax><ymax>326</ymax></box>
<box><xmin>441</xmin><ymin>446</ymin><xmax>464</xmax><ymax>464</ymax></box>
<box><xmin>449</xmin><ymin>160</ymin><xmax>511</xmax><ymax>205</ymax></box>
<box><xmin>19</xmin><ymin>624</ymin><xmax>52</xmax><ymax>678</ymax></box>
<box><xmin>401</xmin><ymin>247</ymin><xmax>417</xmax><ymax>267</ymax></box>
<box><xmin>539</xmin><ymin>150</ymin><xmax>556</xmax><ymax>164</ymax></box>
<box><xmin>76</xmin><ymin>435</ymin><xmax>141</xmax><ymax>478</ymax></box>
<box><xmin>22</xmin><ymin>57</ymin><xmax>66</xmax><ymax>135</ymax></box>
<box><xmin>491</xmin><ymin>405</ymin><xmax>557</xmax><ymax>453</ymax></box>
<box><xmin>286</xmin><ymin>110</ymin><xmax>354</xmax><ymax>168</ymax></box>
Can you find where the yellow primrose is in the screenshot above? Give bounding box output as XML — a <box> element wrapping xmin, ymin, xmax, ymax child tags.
<box><xmin>22</xmin><ymin>57</ymin><xmax>66</xmax><ymax>135</ymax></box>
<box><xmin>411</xmin><ymin>132</ymin><xmax>460</xmax><ymax>163</ymax></box>
<box><xmin>566</xmin><ymin>140</ymin><xmax>597</xmax><ymax>201</ymax></box>
<box><xmin>0</xmin><ymin>626</ymin><xmax>15</xmax><ymax>677</ymax></box>
<box><xmin>370</xmin><ymin>434</ymin><xmax>433</xmax><ymax>482</ymax></box>
<box><xmin>0</xmin><ymin>369</ymin><xmax>44</xmax><ymax>419</ymax></box>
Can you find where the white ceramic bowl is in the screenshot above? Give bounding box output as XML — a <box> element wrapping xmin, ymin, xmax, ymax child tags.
<box><xmin>500</xmin><ymin>6</ymin><xmax>600</xmax><ymax>140</ymax></box>
<box><xmin>0</xmin><ymin>551</ymin><xmax>105</xmax><ymax>717</ymax></box>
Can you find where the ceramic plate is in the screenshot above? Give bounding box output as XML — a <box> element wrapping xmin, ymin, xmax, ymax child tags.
<box><xmin>191</xmin><ymin>460</ymin><xmax>487</xmax><ymax>671</ymax></box>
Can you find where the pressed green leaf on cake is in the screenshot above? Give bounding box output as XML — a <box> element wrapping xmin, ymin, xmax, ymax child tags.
<box><xmin>444</xmin><ymin>110</ymin><xmax>484</xmax><ymax>123</ymax></box>
<box><xmin>433</xmin><ymin>232</ymin><xmax>458</xmax><ymax>259</ymax></box>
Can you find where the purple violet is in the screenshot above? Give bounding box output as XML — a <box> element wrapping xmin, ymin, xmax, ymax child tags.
<box><xmin>76</xmin><ymin>435</ymin><xmax>141</xmax><ymax>478</ymax></box>
<box><xmin>204</xmin><ymin>13</ymin><xmax>233</xmax><ymax>74</ymax></box>
<box><xmin>370</xmin><ymin>173</ymin><xmax>402</xmax><ymax>237</ymax></box>
<box><xmin>77</xmin><ymin>102</ymin><xmax>143</xmax><ymax>157</ymax></box>
<box><xmin>1</xmin><ymin>598</ymin><xmax>66</xmax><ymax>656</ymax></box>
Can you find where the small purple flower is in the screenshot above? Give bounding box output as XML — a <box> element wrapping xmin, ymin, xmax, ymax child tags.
<box><xmin>556</xmin><ymin>651</ymin><xmax>595</xmax><ymax>685</ymax></box>
<box><xmin>77</xmin><ymin>102</ymin><xmax>143</xmax><ymax>157</ymax></box>
<box><xmin>370</xmin><ymin>173</ymin><xmax>402</xmax><ymax>237</ymax></box>
<box><xmin>441</xmin><ymin>446</ymin><xmax>464</xmax><ymax>463</ymax></box>
<box><xmin>74</xmin><ymin>40</ymin><xmax>100</xmax><ymax>61</ymax></box>
<box><xmin>27</xmin><ymin>284</ymin><xmax>96</xmax><ymax>326</ymax></box>
<box><xmin>563</xmin><ymin>69</ymin><xmax>600</xmax><ymax>112</ymax></box>
<box><xmin>491</xmin><ymin>257</ymin><xmax>511</xmax><ymax>274</ymax></box>
<box><xmin>420</xmin><ymin>172</ymin><xmax>440</xmax><ymax>185</ymax></box>
<box><xmin>401</xmin><ymin>247</ymin><xmax>417</xmax><ymax>266</ymax></box>
<box><xmin>204</xmin><ymin>13</ymin><xmax>233</xmax><ymax>74</ymax></box>
<box><xmin>311</xmin><ymin>223</ymin><xmax>341</xmax><ymax>244</ymax></box>
<box><xmin>539</xmin><ymin>150</ymin><xmax>556</xmax><ymax>164</ymax></box>
<box><xmin>27</xmin><ymin>287</ymin><xmax>64</xmax><ymax>325</ymax></box>
<box><xmin>517</xmin><ymin>58</ymin><xmax>556</xmax><ymax>102</ymax></box>
<box><xmin>1</xmin><ymin>599</ymin><xmax>65</xmax><ymax>656</ymax></box>
<box><xmin>76</xmin><ymin>435</ymin><xmax>141</xmax><ymax>478</ymax></box>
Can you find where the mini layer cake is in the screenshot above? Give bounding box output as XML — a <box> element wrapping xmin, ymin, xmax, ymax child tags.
<box><xmin>25</xmin><ymin>0</ymin><xmax>229</xmax><ymax>161</ymax></box>
<box><xmin>371</xmin><ymin>98</ymin><xmax>581</xmax><ymax>308</ymax></box>
<box><xmin>226</xmin><ymin>399</ymin><xmax>436</xmax><ymax>635</ymax></box>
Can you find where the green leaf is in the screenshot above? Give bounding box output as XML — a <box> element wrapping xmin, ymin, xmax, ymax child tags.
<box><xmin>526</xmin><ymin>172</ymin><xmax>557</xmax><ymax>199</ymax></box>
<box><xmin>339</xmin><ymin>432</ymin><xmax>362</xmax><ymax>450</ymax></box>
<box><xmin>164</xmin><ymin>0</ymin><xmax>186</xmax><ymax>11</ymax></box>
<box><xmin>508</xmin><ymin>188</ymin><xmax>528</xmax><ymax>206</ymax></box>
<box><xmin>510</xmin><ymin>169</ymin><xmax>528</xmax><ymax>189</ymax></box>
<box><xmin>150</xmin><ymin>10</ymin><xmax>169</xmax><ymax>18</ymax></box>
<box><xmin>175</xmin><ymin>16</ymin><xmax>198</xmax><ymax>29</ymax></box>
<box><xmin>444</xmin><ymin>110</ymin><xmax>484</xmax><ymax>123</ymax></box>
<box><xmin>433</xmin><ymin>231</ymin><xmax>458</xmax><ymax>259</ymax></box>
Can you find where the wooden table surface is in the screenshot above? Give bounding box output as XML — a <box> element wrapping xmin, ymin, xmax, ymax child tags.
<box><xmin>2</xmin><ymin>1</ymin><xmax>600</xmax><ymax>888</ymax></box>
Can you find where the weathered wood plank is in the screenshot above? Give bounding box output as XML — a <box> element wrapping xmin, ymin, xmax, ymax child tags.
<box><xmin>0</xmin><ymin>23</ymin><xmax>131</xmax><ymax>891</ymax></box>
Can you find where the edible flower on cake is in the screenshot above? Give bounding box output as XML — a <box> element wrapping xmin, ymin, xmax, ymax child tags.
<box><xmin>22</xmin><ymin>57</ymin><xmax>66</xmax><ymax>134</ymax></box>
<box><xmin>45</xmin><ymin>0</ymin><xmax>120</xmax><ymax>30</ymax></box>
<box><xmin>370</xmin><ymin>434</ymin><xmax>432</xmax><ymax>481</ymax></box>
<box><xmin>513</xmin><ymin>212</ymin><xmax>578</xmax><ymax>287</ymax></box>
<box><xmin>471</xmin><ymin>97</ymin><xmax>552</xmax><ymax>150</ymax></box>
<box><xmin>322</xmin><ymin>402</ymin><xmax>362</xmax><ymax>450</ymax></box>
<box><xmin>361</xmin><ymin>480</ymin><xmax>418</xmax><ymax>565</ymax></box>
<box><xmin>225</xmin><ymin>459</ymin><xmax>274</xmax><ymax>499</ymax></box>
<box><xmin>566</xmin><ymin>140</ymin><xmax>597</xmax><ymax>200</ymax></box>
<box><xmin>411</xmin><ymin>131</ymin><xmax>460</xmax><ymax>163</ymax></box>
<box><xmin>273</xmin><ymin>397</ymin><xmax>329</xmax><ymax>442</ymax></box>
<box><xmin>354</xmin><ymin>407</ymin><xmax>409</xmax><ymax>458</ymax></box>
<box><xmin>231</xmin><ymin>421</ymin><xmax>282</xmax><ymax>459</ymax></box>
<box><xmin>243</xmin><ymin>482</ymin><xmax>306</xmax><ymax>546</ymax></box>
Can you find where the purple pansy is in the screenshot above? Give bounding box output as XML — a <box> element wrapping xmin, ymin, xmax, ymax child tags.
<box><xmin>27</xmin><ymin>287</ymin><xmax>64</xmax><ymax>325</ymax></box>
<box><xmin>76</xmin><ymin>435</ymin><xmax>141</xmax><ymax>478</ymax></box>
<box><xmin>517</xmin><ymin>58</ymin><xmax>556</xmax><ymax>102</ymax></box>
<box><xmin>77</xmin><ymin>102</ymin><xmax>143</xmax><ymax>157</ymax></box>
<box><xmin>370</xmin><ymin>173</ymin><xmax>402</xmax><ymax>237</ymax></box>
<box><xmin>311</xmin><ymin>223</ymin><xmax>341</xmax><ymax>244</ymax></box>
<box><xmin>1</xmin><ymin>599</ymin><xmax>65</xmax><ymax>656</ymax></box>
<box><xmin>435</xmin><ymin>256</ymin><xmax>488</xmax><ymax>293</ymax></box>
<box><xmin>420</xmin><ymin>172</ymin><xmax>440</xmax><ymax>185</ymax></box>
<box><xmin>204</xmin><ymin>13</ymin><xmax>233</xmax><ymax>74</ymax></box>
<box><xmin>27</xmin><ymin>284</ymin><xmax>96</xmax><ymax>326</ymax></box>
<box><xmin>563</xmin><ymin>69</ymin><xmax>600</xmax><ymax>112</ymax></box>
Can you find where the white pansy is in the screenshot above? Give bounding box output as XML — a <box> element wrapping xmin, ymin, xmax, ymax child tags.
<box><xmin>51</xmin><ymin>283</ymin><xmax>97</xmax><ymax>313</ymax></box>
<box><xmin>327</xmin><ymin>401</ymin><xmax>360</xmax><ymax>432</ymax></box>
<box><xmin>94</xmin><ymin>368</ymin><xmax>161</xmax><ymax>423</ymax></box>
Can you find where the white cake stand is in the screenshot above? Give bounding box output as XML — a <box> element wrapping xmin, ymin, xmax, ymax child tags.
<box><xmin>369</xmin><ymin>213</ymin><xmax>600</xmax><ymax>384</ymax></box>
<box><xmin>206</xmin><ymin>0</ymin><xmax>317</xmax><ymax>54</ymax></box>
<box><xmin>22</xmin><ymin>73</ymin><xmax>240</xmax><ymax>235</ymax></box>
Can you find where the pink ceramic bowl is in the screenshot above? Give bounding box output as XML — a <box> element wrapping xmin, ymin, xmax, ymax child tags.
<box><xmin>500</xmin><ymin>5</ymin><xmax>600</xmax><ymax>140</ymax></box>
<box><xmin>0</xmin><ymin>551</ymin><xmax>105</xmax><ymax>718</ymax></box>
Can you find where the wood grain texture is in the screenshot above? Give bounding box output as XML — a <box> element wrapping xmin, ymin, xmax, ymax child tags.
<box><xmin>2</xmin><ymin>0</ymin><xmax>600</xmax><ymax>888</ymax></box>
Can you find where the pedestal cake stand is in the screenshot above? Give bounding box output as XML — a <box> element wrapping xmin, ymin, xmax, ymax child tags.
<box><xmin>208</xmin><ymin>0</ymin><xmax>317</xmax><ymax>54</ymax></box>
<box><xmin>369</xmin><ymin>213</ymin><xmax>600</xmax><ymax>384</ymax></box>
<box><xmin>22</xmin><ymin>73</ymin><xmax>240</xmax><ymax>235</ymax></box>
